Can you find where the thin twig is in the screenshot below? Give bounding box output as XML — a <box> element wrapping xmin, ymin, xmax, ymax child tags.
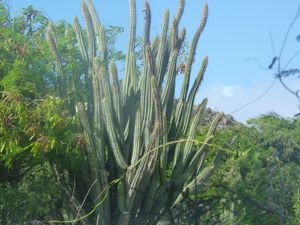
<box><xmin>243</xmin><ymin>57</ymin><xmax>269</xmax><ymax>70</ymax></box>
<box><xmin>71</xmin><ymin>175</ymin><xmax>76</xmax><ymax>200</ymax></box>
<box><xmin>283</xmin><ymin>48</ymin><xmax>300</xmax><ymax>70</ymax></box>
<box><xmin>278</xmin><ymin>75</ymin><xmax>300</xmax><ymax>101</ymax></box>
<box><xmin>276</xmin><ymin>2</ymin><xmax>300</xmax><ymax>104</ymax></box>
<box><xmin>279</xmin><ymin>3</ymin><xmax>300</xmax><ymax>59</ymax></box>
<box><xmin>230</xmin><ymin>79</ymin><xmax>277</xmax><ymax>115</ymax></box>
<box><xmin>73</xmin><ymin>179</ymin><xmax>98</xmax><ymax>224</ymax></box>
<box><xmin>96</xmin><ymin>214</ymin><xmax>100</xmax><ymax>225</ymax></box>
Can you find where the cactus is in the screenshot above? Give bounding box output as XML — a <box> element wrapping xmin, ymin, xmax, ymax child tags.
<box><xmin>47</xmin><ymin>0</ymin><xmax>223</xmax><ymax>224</ymax></box>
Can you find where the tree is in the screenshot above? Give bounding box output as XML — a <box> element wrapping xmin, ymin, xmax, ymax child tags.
<box><xmin>271</xmin><ymin>3</ymin><xmax>300</xmax><ymax>108</ymax></box>
<box><xmin>194</xmin><ymin>114</ymin><xmax>300</xmax><ymax>225</ymax></box>
<box><xmin>0</xmin><ymin>4</ymin><xmax>88</xmax><ymax>223</ymax></box>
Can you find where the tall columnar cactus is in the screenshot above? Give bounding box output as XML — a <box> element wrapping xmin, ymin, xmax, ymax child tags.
<box><xmin>48</xmin><ymin>0</ymin><xmax>223</xmax><ymax>224</ymax></box>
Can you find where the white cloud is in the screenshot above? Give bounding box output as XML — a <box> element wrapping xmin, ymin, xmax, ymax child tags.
<box><xmin>221</xmin><ymin>85</ymin><xmax>236</xmax><ymax>97</ymax></box>
<box><xmin>196</xmin><ymin>77</ymin><xmax>300</xmax><ymax>123</ymax></box>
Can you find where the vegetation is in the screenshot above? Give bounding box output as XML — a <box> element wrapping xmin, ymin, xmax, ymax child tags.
<box><xmin>0</xmin><ymin>1</ymin><xmax>300</xmax><ymax>225</ymax></box>
<box><xmin>194</xmin><ymin>114</ymin><xmax>300</xmax><ymax>225</ymax></box>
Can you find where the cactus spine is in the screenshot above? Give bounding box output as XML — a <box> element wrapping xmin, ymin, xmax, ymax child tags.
<box><xmin>47</xmin><ymin>0</ymin><xmax>223</xmax><ymax>224</ymax></box>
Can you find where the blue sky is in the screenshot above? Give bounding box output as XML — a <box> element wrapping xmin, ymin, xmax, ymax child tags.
<box><xmin>9</xmin><ymin>0</ymin><xmax>300</xmax><ymax>122</ymax></box>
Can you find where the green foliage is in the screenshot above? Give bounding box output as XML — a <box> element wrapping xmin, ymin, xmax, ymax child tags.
<box><xmin>0</xmin><ymin>161</ymin><xmax>61</xmax><ymax>225</ymax></box>
<box><xmin>194</xmin><ymin>114</ymin><xmax>300</xmax><ymax>225</ymax></box>
<box><xmin>0</xmin><ymin>3</ymin><xmax>52</xmax><ymax>97</ymax></box>
<box><xmin>105</xmin><ymin>25</ymin><xmax>126</xmax><ymax>61</ymax></box>
<box><xmin>292</xmin><ymin>189</ymin><xmax>300</xmax><ymax>224</ymax></box>
<box><xmin>0</xmin><ymin>2</ymin><xmax>125</xmax><ymax>100</ymax></box>
<box><xmin>0</xmin><ymin>90</ymin><xmax>86</xmax><ymax>225</ymax></box>
<box><xmin>6</xmin><ymin>1</ymin><xmax>300</xmax><ymax>225</ymax></box>
<box><xmin>0</xmin><ymin>2</ymin><xmax>137</xmax><ymax>223</ymax></box>
<box><xmin>0</xmin><ymin>91</ymin><xmax>79</xmax><ymax>167</ymax></box>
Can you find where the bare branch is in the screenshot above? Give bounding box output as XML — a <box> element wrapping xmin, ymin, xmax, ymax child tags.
<box><xmin>73</xmin><ymin>179</ymin><xmax>98</xmax><ymax>224</ymax></box>
<box><xmin>243</xmin><ymin>57</ymin><xmax>269</xmax><ymax>70</ymax></box>
<box><xmin>279</xmin><ymin>3</ymin><xmax>300</xmax><ymax>59</ymax></box>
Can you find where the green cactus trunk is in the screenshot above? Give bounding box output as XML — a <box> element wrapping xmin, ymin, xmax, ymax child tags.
<box><xmin>48</xmin><ymin>0</ymin><xmax>224</xmax><ymax>224</ymax></box>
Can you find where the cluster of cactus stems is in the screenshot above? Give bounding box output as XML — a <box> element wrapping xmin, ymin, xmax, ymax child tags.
<box><xmin>48</xmin><ymin>0</ymin><xmax>223</xmax><ymax>224</ymax></box>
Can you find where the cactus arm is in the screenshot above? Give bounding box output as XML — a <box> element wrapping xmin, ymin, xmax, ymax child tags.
<box><xmin>175</xmin><ymin>3</ymin><xmax>208</xmax><ymax>128</ymax></box>
<box><xmin>179</xmin><ymin>3</ymin><xmax>208</xmax><ymax>101</ymax></box>
<box><xmin>109</xmin><ymin>61</ymin><xmax>124</xmax><ymax>130</ymax></box>
<box><xmin>102</xmin><ymin>98</ymin><xmax>128</xmax><ymax>169</ymax></box>
<box><xmin>182</xmin><ymin>56</ymin><xmax>208</xmax><ymax>133</ymax></box>
<box><xmin>85</xmin><ymin>0</ymin><xmax>101</xmax><ymax>27</ymax></box>
<box><xmin>131</xmin><ymin>106</ymin><xmax>142</xmax><ymax>164</ymax></box>
<box><xmin>82</xmin><ymin>3</ymin><xmax>96</xmax><ymax>66</ymax></box>
<box><xmin>156</xmin><ymin>10</ymin><xmax>169</xmax><ymax>87</ymax></box>
<box><xmin>129</xmin><ymin>51</ymin><xmax>138</xmax><ymax>94</ymax></box>
<box><xmin>182</xmin><ymin>113</ymin><xmax>223</xmax><ymax>179</ymax></box>
<box><xmin>151</xmin><ymin>36</ymin><xmax>160</xmax><ymax>57</ymax></box>
<box><xmin>175</xmin><ymin>0</ymin><xmax>185</xmax><ymax>24</ymax></box>
<box><xmin>47</xmin><ymin>23</ymin><xmax>67</xmax><ymax>98</ymax></box>
<box><xmin>182</xmin><ymin>98</ymin><xmax>207</xmax><ymax>163</ymax></box>
<box><xmin>174</xmin><ymin>164</ymin><xmax>214</xmax><ymax>205</ymax></box>
<box><xmin>123</xmin><ymin>0</ymin><xmax>136</xmax><ymax>99</ymax></box>
<box><xmin>85</xmin><ymin>0</ymin><xmax>102</xmax><ymax>52</ymax></box>
<box><xmin>143</xmin><ymin>1</ymin><xmax>151</xmax><ymax>46</ymax></box>
<box><xmin>74</xmin><ymin>17</ymin><xmax>89</xmax><ymax>65</ymax></box>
